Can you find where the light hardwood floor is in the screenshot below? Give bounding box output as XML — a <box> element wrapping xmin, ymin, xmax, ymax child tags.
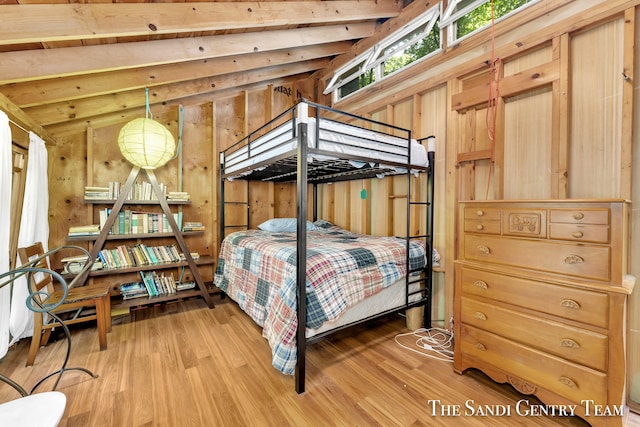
<box><xmin>0</xmin><ymin>296</ymin><xmax>638</xmax><ymax>426</ymax></box>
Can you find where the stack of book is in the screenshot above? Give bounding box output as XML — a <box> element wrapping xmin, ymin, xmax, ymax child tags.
<box><xmin>182</xmin><ymin>221</ymin><xmax>204</xmax><ymax>232</ymax></box>
<box><xmin>119</xmin><ymin>281</ymin><xmax>148</xmax><ymax>300</ymax></box>
<box><xmin>61</xmin><ymin>254</ymin><xmax>103</xmax><ymax>274</ymax></box>
<box><xmin>179</xmin><ymin>252</ymin><xmax>200</xmax><ymax>261</ymax></box>
<box><xmin>167</xmin><ymin>191</ymin><xmax>190</xmax><ymax>202</ymax></box>
<box><xmin>68</xmin><ymin>224</ymin><xmax>100</xmax><ymax>237</ymax></box>
<box><xmin>176</xmin><ymin>281</ymin><xmax>196</xmax><ymax>291</ymax></box>
<box><xmin>84</xmin><ymin>186</ymin><xmax>110</xmax><ymax>200</ymax></box>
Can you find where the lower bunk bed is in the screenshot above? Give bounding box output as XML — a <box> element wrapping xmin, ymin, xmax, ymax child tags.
<box><xmin>215</xmin><ymin>99</ymin><xmax>436</xmax><ymax>393</ymax></box>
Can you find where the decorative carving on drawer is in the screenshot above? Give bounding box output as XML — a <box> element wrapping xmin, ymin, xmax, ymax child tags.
<box><xmin>560</xmin><ymin>299</ymin><xmax>581</xmax><ymax>309</ymax></box>
<box><xmin>558</xmin><ymin>376</ymin><xmax>578</xmax><ymax>390</ymax></box>
<box><xmin>508</xmin><ymin>213</ymin><xmax>541</xmax><ymax>235</ymax></box>
<box><xmin>560</xmin><ymin>338</ymin><xmax>580</xmax><ymax>348</ymax></box>
<box><xmin>507</xmin><ymin>375</ymin><xmax>537</xmax><ymax>395</ymax></box>
<box><xmin>563</xmin><ymin>255</ymin><xmax>584</xmax><ymax>264</ymax></box>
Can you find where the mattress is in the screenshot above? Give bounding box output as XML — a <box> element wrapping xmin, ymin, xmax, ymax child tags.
<box><xmin>214</xmin><ymin>220</ymin><xmax>428</xmax><ymax>374</ymax></box>
<box><xmin>306</xmin><ymin>274</ymin><xmax>423</xmax><ymax>338</ymax></box>
<box><xmin>222</xmin><ymin>117</ymin><xmax>430</xmax><ymax>177</ymax></box>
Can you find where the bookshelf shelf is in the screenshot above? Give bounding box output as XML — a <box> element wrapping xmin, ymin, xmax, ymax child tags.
<box><xmin>115</xmin><ymin>284</ymin><xmax>220</xmax><ymax>309</ymax></box>
<box><xmin>62</xmin><ymin>255</ymin><xmax>215</xmax><ymax>278</ymax></box>
<box><xmin>71</xmin><ymin>166</ymin><xmax>215</xmax><ymax>311</ymax></box>
<box><xmin>66</xmin><ymin>230</ymin><xmax>204</xmax><ymax>242</ymax></box>
<box><xmin>84</xmin><ymin>199</ymin><xmax>190</xmax><ymax>205</ymax></box>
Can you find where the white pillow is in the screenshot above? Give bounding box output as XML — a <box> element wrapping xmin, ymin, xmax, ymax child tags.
<box><xmin>258</xmin><ymin>218</ymin><xmax>319</xmax><ymax>232</ymax></box>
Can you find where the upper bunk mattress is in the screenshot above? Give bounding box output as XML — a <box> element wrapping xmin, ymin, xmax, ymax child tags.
<box><xmin>222</xmin><ymin>117</ymin><xmax>430</xmax><ymax>178</ymax></box>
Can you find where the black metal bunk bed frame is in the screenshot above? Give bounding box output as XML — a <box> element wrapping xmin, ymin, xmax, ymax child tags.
<box><xmin>219</xmin><ymin>99</ymin><xmax>435</xmax><ymax>393</ymax></box>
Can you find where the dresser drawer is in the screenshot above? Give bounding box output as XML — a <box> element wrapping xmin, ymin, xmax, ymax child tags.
<box><xmin>549</xmin><ymin>223</ymin><xmax>610</xmax><ymax>244</ymax></box>
<box><xmin>460</xmin><ymin>324</ymin><xmax>607</xmax><ymax>405</ymax></box>
<box><xmin>465</xmin><ymin>207</ymin><xmax>501</xmax><ymax>221</ymax></box>
<box><xmin>464</xmin><ymin>207</ymin><xmax>501</xmax><ymax>234</ymax></box>
<box><xmin>550</xmin><ymin>208</ymin><xmax>610</xmax><ymax>225</ymax></box>
<box><xmin>463</xmin><ymin>234</ymin><xmax>610</xmax><ymax>281</ymax></box>
<box><xmin>459</xmin><ymin>266</ymin><xmax>609</xmax><ymax>329</ymax></box>
<box><xmin>461</xmin><ymin>297</ymin><xmax>607</xmax><ymax>371</ymax></box>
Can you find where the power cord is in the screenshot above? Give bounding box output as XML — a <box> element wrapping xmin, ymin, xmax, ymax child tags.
<box><xmin>394</xmin><ymin>327</ymin><xmax>454</xmax><ymax>362</ymax></box>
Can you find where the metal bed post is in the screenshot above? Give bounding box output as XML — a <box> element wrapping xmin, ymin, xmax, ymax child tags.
<box><xmin>295</xmin><ymin>121</ymin><xmax>308</xmax><ymax>394</ymax></box>
<box><xmin>219</xmin><ymin>153</ymin><xmax>225</xmax><ymax>246</ymax></box>
<box><xmin>424</xmin><ymin>145</ymin><xmax>436</xmax><ymax>329</ymax></box>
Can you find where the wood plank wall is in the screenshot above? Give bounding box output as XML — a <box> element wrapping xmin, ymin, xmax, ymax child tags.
<box><xmin>312</xmin><ymin>0</ymin><xmax>640</xmax><ymax>412</ymax></box>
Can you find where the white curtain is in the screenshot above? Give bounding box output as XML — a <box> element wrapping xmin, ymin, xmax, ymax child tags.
<box><xmin>9</xmin><ymin>131</ymin><xmax>49</xmax><ymax>344</ymax></box>
<box><xmin>0</xmin><ymin>112</ymin><xmax>12</xmax><ymax>358</ymax></box>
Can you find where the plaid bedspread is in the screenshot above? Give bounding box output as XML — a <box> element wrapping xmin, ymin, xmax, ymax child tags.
<box><xmin>214</xmin><ymin>220</ymin><xmax>427</xmax><ymax>375</ymax></box>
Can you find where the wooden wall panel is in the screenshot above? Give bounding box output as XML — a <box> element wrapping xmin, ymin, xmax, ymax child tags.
<box><xmin>503</xmin><ymin>87</ymin><xmax>553</xmax><ymax>199</ymax></box>
<box><xmin>569</xmin><ymin>18</ymin><xmax>624</xmax><ymax>198</ymax></box>
<box><xmin>502</xmin><ymin>47</ymin><xmax>554</xmax><ymax>199</ymax></box>
<box><xmin>179</xmin><ymin>104</ymin><xmax>214</xmax><ymax>275</ymax></box>
<box><xmin>627</xmin><ymin>6</ymin><xmax>640</xmax><ymax>412</ymax></box>
<box><xmin>47</xmin><ymin>132</ymin><xmax>87</xmax><ymax>267</ymax></box>
<box><xmin>370</xmin><ymin>178</ymin><xmax>391</xmax><ymax>236</ymax></box>
<box><xmin>419</xmin><ymin>86</ymin><xmax>447</xmax><ymax>261</ymax></box>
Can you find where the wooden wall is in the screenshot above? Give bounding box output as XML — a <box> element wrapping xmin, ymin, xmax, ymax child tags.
<box><xmin>313</xmin><ymin>0</ymin><xmax>640</xmax><ymax>410</ymax></box>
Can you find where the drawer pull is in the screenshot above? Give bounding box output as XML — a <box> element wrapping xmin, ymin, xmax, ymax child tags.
<box><xmin>473</xmin><ymin>312</ymin><xmax>487</xmax><ymax>321</ymax></box>
<box><xmin>558</xmin><ymin>376</ymin><xmax>578</xmax><ymax>390</ymax></box>
<box><xmin>477</xmin><ymin>245</ymin><xmax>490</xmax><ymax>254</ymax></box>
<box><xmin>476</xmin><ymin>224</ymin><xmax>484</xmax><ymax>231</ymax></box>
<box><xmin>473</xmin><ymin>280</ymin><xmax>488</xmax><ymax>289</ymax></box>
<box><xmin>573</xmin><ymin>212</ymin><xmax>585</xmax><ymax>220</ymax></box>
<box><xmin>475</xmin><ymin>343</ymin><xmax>487</xmax><ymax>351</ymax></box>
<box><xmin>563</xmin><ymin>254</ymin><xmax>584</xmax><ymax>264</ymax></box>
<box><xmin>476</xmin><ymin>210</ymin><xmax>484</xmax><ymax>217</ymax></box>
<box><xmin>560</xmin><ymin>299</ymin><xmax>581</xmax><ymax>309</ymax></box>
<box><xmin>572</xmin><ymin>231</ymin><xmax>584</xmax><ymax>238</ymax></box>
<box><xmin>560</xmin><ymin>338</ymin><xmax>580</xmax><ymax>348</ymax></box>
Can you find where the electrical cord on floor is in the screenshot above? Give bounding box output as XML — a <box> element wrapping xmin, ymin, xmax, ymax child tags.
<box><xmin>394</xmin><ymin>327</ymin><xmax>454</xmax><ymax>363</ymax></box>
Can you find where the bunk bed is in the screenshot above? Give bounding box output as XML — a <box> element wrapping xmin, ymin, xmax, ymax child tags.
<box><xmin>215</xmin><ymin>99</ymin><xmax>435</xmax><ymax>393</ymax></box>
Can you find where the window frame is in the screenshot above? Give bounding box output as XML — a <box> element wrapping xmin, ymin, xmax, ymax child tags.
<box><xmin>442</xmin><ymin>0</ymin><xmax>540</xmax><ymax>45</ymax></box>
<box><xmin>324</xmin><ymin>4</ymin><xmax>441</xmax><ymax>101</ymax></box>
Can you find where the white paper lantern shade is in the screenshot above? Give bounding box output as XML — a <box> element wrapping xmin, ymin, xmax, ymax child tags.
<box><xmin>117</xmin><ymin>118</ymin><xmax>176</xmax><ymax>169</ymax></box>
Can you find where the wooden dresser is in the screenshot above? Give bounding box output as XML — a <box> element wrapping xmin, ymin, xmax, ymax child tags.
<box><xmin>454</xmin><ymin>199</ymin><xmax>634</xmax><ymax>426</ymax></box>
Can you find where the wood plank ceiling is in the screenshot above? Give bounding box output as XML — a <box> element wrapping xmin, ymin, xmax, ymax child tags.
<box><xmin>0</xmin><ymin>0</ymin><xmax>405</xmax><ymax>138</ymax></box>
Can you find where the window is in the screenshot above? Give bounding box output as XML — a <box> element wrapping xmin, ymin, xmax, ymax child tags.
<box><xmin>324</xmin><ymin>0</ymin><xmax>538</xmax><ymax>100</ymax></box>
<box><xmin>441</xmin><ymin>0</ymin><xmax>538</xmax><ymax>44</ymax></box>
<box><xmin>325</xmin><ymin>5</ymin><xmax>441</xmax><ymax>101</ymax></box>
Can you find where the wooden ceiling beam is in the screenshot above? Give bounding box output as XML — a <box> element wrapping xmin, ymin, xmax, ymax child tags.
<box><xmin>2</xmin><ymin>42</ymin><xmax>352</xmax><ymax>108</ymax></box>
<box><xmin>0</xmin><ymin>23</ymin><xmax>374</xmax><ymax>83</ymax></box>
<box><xmin>0</xmin><ymin>1</ymin><xmax>399</xmax><ymax>44</ymax></box>
<box><xmin>44</xmin><ymin>74</ymin><xmax>308</xmax><ymax>138</ymax></box>
<box><xmin>26</xmin><ymin>59</ymin><xmax>329</xmax><ymax>126</ymax></box>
